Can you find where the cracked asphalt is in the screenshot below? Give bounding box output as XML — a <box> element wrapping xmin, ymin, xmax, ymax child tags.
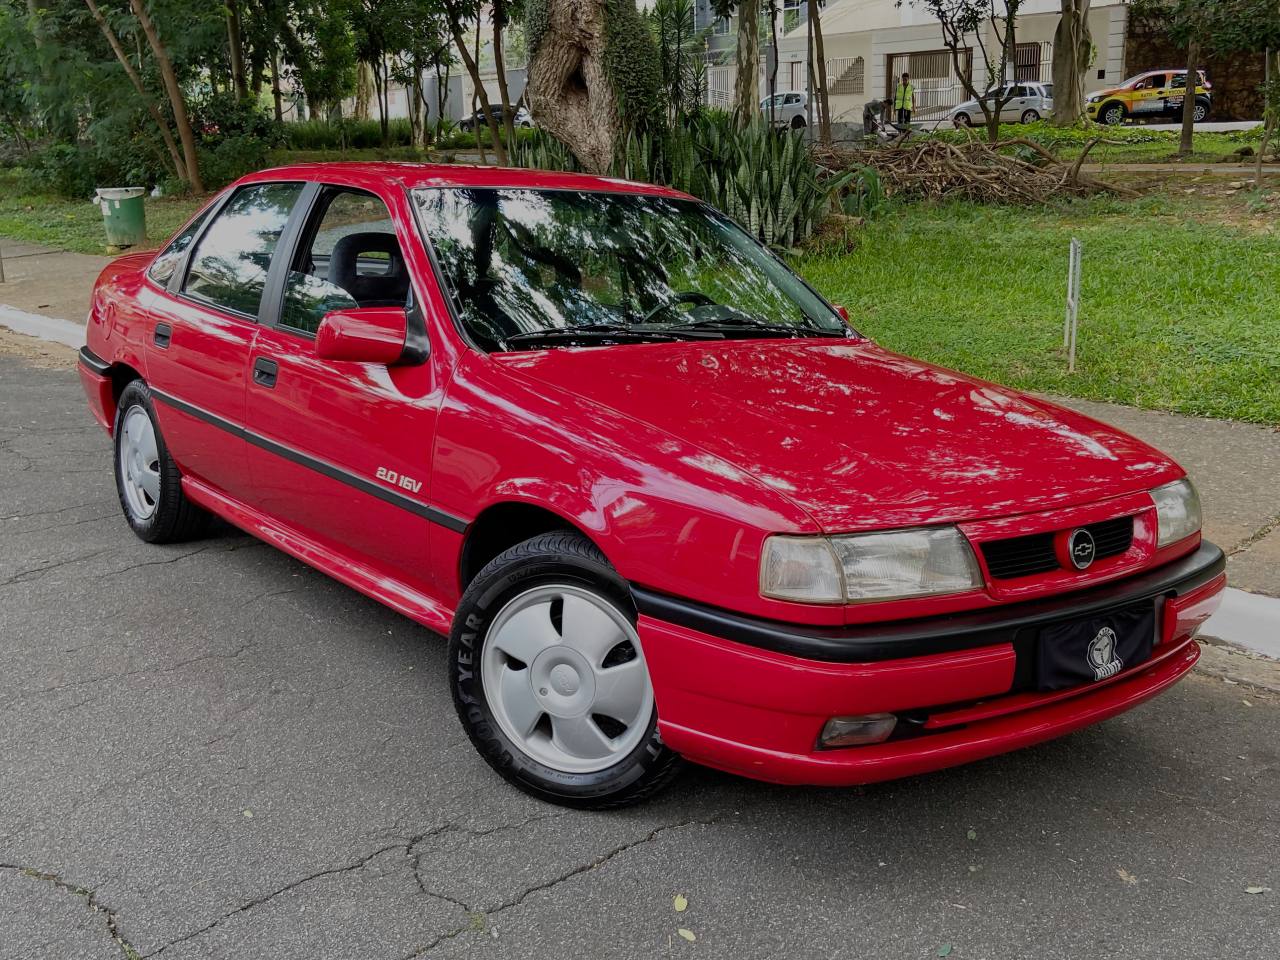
<box><xmin>2</xmin><ymin>352</ymin><xmax>1278</xmax><ymax>960</ymax></box>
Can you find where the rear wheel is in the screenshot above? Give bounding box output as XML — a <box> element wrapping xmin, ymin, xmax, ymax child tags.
<box><xmin>449</xmin><ymin>531</ymin><xmax>681</xmax><ymax>808</ymax></box>
<box><xmin>790</xmin><ymin>114</ymin><xmax>806</xmax><ymax>130</ymax></box>
<box><xmin>1100</xmin><ymin>103</ymin><xmax>1126</xmax><ymax>126</ymax></box>
<box><xmin>1021</xmin><ymin>109</ymin><xmax>1040</xmax><ymax>123</ymax></box>
<box><xmin>1192</xmin><ymin>100</ymin><xmax>1209</xmax><ymax>123</ymax></box>
<box><xmin>113</xmin><ymin>380</ymin><xmax>210</xmax><ymax>543</ymax></box>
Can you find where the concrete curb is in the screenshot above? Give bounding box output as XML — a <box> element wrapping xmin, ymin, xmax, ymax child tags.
<box><xmin>0</xmin><ymin>303</ymin><xmax>84</xmax><ymax>348</ymax></box>
<box><xmin>1195</xmin><ymin>639</ymin><xmax>1280</xmax><ymax>697</ymax></box>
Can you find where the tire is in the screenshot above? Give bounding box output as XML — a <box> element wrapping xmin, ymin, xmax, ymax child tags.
<box><xmin>1021</xmin><ymin>109</ymin><xmax>1040</xmax><ymax>124</ymax></box>
<box><xmin>953</xmin><ymin>112</ymin><xmax>972</xmax><ymax>128</ymax></box>
<box><xmin>1192</xmin><ymin>100</ymin><xmax>1209</xmax><ymax>123</ymax></box>
<box><xmin>790</xmin><ymin>114</ymin><xmax>806</xmax><ymax>130</ymax></box>
<box><xmin>1100</xmin><ymin>103</ymin><xmax>1126</xmax><ymax>126</ymax></box>
<box><xmin>449</xmin><ymin>531</ymin><xmax>682</xmax><ymax>809</ymax></box>
<box><xmin>113</xmin><ymin>379</ymin><xmax>210</xmax><ymax>544</ymax></box>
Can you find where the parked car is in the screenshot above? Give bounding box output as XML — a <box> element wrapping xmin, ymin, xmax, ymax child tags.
<box><xmin>1086</xmin><ymin>70</ymin><xmax>1211</xmax><ymax>125</ymax></box>
<box><xmin>458</xmin><ymin>104</ymin><xmax>533</xmax><ymax>131</ymax></box>
<box><xmin>79</xmin><ymin>162</ymin><xmax>1225</xmax><ymax>808</ymax></box>
<box><xmin>760</xmin><ymin>91</ymin><xmax>809</xmax><ymax>129</ymax></box>
<box><xmin>948</xmin><ymin>82</ymin><xmax>1054</xmax><ymax>127</ymax></box>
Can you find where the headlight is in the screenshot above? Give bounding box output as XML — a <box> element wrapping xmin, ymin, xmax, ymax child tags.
<box><xmin>760</xmin><ymin>526</ymin><xmax>982</xmax><ymax>604</ymax></box>
<box><xmin>1150</xmin><ymin>478</ymin><xmax>1201</xmax><ymax>548</ymax></box>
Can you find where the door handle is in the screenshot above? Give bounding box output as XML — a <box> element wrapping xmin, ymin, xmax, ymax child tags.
<box><xmin>252</xmin><ymin>357</ymin><xmax>279</xmax><ymax>389</ymax></box>
<box><xmin>153</xmin><ymin>323</ymin><xmax>171</xmax><ymax>349</ymax></box>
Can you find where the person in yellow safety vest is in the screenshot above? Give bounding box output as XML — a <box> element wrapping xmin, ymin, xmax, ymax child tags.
<box><xmin>894</xmin><ymin>72</ymin><xmax>914</xmax><ymax>126</ymax></box>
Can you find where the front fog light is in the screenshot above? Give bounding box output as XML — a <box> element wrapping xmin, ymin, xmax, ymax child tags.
<box><xmin>820</xmin><ymin>713</ymin><xmax>898</xmax><ymax>748</ymax></box>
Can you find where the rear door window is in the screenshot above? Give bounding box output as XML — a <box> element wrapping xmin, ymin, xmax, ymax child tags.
<box><xmin>147</xmin><ymin>207</ymin><xmax>212</xmax><ymax>286</ymax></box>
<box><xmin>182</xmin><ymin>182</ymin><xmax>303</xmax><ymax>318</ymax></box>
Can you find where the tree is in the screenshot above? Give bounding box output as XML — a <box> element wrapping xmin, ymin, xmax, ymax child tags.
<box><xmin>1050</xmin><ymin>0</ymin><xmax>1090</xmax><ymax>124</ymax></box>
<box><xmin>442</xmin><ymin>0</ymin><xmax>507</xmax><ymax>164</ymax></box>
<box><xmin>807</xmin><ymin>0</ymin><xmax>830</xmax><ymax>142</ymax></box>
<box><xmin>1133</xmin><ymin>0</ymin><xmax>1280</xmax><ymax>155</ymax></box>
<box><xmin>733</xmin><ymin>0</ymin><xmax>760</xmax><ymax>125</ymax></box>
<box><xmin>911</xmin><ymin>0</ymin><xmax>1026</xmax><ymax>143</ymax></box>
<box><xmin>82</xmin><ymin>0</ymin><xmax>189</xmax><ymax>182</ymax></box>
<box><xmin>525</xmin><ymin>0</ymin><xmax>660</xmax><ymax>172</ymax></box>
<box><xmin>650</xmin><ymin>0</ymin><xmax>705</xmax><ymax>125</ymax></box>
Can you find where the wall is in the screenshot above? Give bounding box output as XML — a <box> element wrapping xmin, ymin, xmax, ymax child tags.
<box><xmin>1125</xmin><ymin>15</ymin><xmax>1267</xmax><ymax>120</ymax></box>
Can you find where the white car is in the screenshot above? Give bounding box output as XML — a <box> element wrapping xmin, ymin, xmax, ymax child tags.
<box><xmin>760</xmin><ymin>91</ymin><xmax>809</xmax><ymax>130</ymax></box>
<box><xmin>948</xmin><ymin>83</ymin><xmax>1054</xmax><ymax>127</ymax></box>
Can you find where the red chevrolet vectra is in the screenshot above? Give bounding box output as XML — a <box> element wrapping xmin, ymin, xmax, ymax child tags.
<box><xmin>79</xmin><ymin>163</ymin><xmax>1225</xmax><ymax>807</ymax></box>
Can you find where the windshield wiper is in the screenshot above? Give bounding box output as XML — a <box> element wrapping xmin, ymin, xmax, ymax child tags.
<box><xmin>665</xmin><ymin>315</ymin><xmax>846</xmax><ymax>338</ymax></box>
<box><xmin>501</xmin><ymin>322</ymin><xmax>681</xmax><ymax>347</ymax></box>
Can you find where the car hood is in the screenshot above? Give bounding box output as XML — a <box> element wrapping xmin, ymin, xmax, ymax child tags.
<box><xmin>494</xmin><ymin>339</ymin><xmax>1181</xmax><ymax>532</ymax></box>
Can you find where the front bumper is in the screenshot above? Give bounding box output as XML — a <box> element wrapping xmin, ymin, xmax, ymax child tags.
<box><xmin>635</xmin><ymin>543</ymin><xmax>1224</xmax><ymax>786</ymax></box>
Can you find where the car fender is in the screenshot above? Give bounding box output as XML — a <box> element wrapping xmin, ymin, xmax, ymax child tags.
<box><xmin>431</xmin><ymin>351</ymin><xmax>841</xmax><ymax>625</ymax></box>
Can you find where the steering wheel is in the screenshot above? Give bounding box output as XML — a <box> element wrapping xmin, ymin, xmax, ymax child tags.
<box><xmin>641</xmin><ymin>291</ymin><xmax>716</xmax><ymax>324</ymax></box>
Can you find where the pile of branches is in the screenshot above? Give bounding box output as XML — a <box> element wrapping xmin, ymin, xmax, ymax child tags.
<box><xmin>813</xmin><ymin>136</ymin><xmax>1134</xmax><ymax>204</ymax></box>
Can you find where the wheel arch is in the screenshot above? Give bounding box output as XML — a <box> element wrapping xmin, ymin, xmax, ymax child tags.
<box><xmin>101</xmin><ymin>361</ymin><xmax>144</xmax><ymax>433</ymax></box>
<box><xmin>458</xmin><ymin>501</ymin><xmax>601</xmax><ymax>590</ymax></box>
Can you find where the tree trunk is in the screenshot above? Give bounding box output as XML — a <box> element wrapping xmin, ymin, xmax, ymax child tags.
<box><xmin>808</xmin><ymin>0</ymin><xmax>830</xmax><ymax>142</ymax></box>
<box><xmin>227</xmin><ymin>0</ymin><xmax>248</xmax><ymax>100</ymax></box>
<box><xmin>526</xmin><ymin>0</ymin><xmax>617</xmax><ymax>172</ymax></box>
<box><xmin>733</xmin><ymin>0</ymin><xmax>760</xmax><ymax>126</ymax></box>
<box><xmin>127</xmin><ymin>0</ymin><xmax>203</xmax><ymax>192</ymax></box>
<box><xmin>1257</xmin><ymin>48</ymin><xmax>1278</xmax><ymax>187</ymax></box>
<box><xmin>1051</xmin><ymin>0</ymin><xmax>1091</xmax><ymax>125</ymax></box>
<box><xmin>356</xmin><ymin>62</ymin><xmax>373</xmax><ymax>119</ymax></box>
<box><xmin>271</xmin><ymin>48</ymin><xmax>284</xmax><ymax>122</ymax></box>
<box><xmin>83</xmin><ymin>0</ymin><xmax>188</xmax><ymax>182</ymax></box>
<box><xmin>1178</xmin><ymin>39</ymin><xmax>1198</xmax><ymax>157</ymax></box>
<box><xmin>767</xmin><ymin>0</ymin><xmax>778</xmax><ymax>125</ymax></box>
<box><xmin>493</xmin><ymin>1</ymin><xmax>517</xmax><ymax>151</ymax></box>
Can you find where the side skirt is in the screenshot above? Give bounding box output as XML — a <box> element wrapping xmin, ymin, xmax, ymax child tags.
<box><xmin>182</xmin><ymin>475</ymin><xmax>456</xmax><ymax>637</ymax></box>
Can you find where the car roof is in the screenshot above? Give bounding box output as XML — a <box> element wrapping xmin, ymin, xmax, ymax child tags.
<box><xmin>236</xmin><ymin>162</ymin><xmax>692</xmax><ymax>200</ymax></box>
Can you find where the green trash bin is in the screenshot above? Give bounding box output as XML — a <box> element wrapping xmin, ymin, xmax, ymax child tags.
<box><xmin>94</xmin><ymin>187</ymin><xmax>147</xmax><ymax>247</ymax></box>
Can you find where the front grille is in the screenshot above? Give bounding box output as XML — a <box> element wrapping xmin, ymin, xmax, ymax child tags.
<box><xmin>981</xmin><ymin>515</ymin><xmax>1134</xmax><ymax>580</ymax></box>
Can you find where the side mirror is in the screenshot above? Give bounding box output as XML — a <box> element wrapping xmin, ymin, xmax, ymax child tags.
<box><xmin>316</xmin><ymin>307</ymin><xmax>409</xmax><ymax>365</ymax></box>
<box><xmin>833</xmin><ymin>304</ymin><xmax>850</xmax><ymax>322</ymax></box>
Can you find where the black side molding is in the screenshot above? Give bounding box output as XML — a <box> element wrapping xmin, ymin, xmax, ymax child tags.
<box><xmin>632</xmin><ymin>542</ymin><xmax>1226</xmax><ymax>663</ymax></box>
<box><xmin>78</xmin><ymin>345</ymin><xmax>111</xmax><ymax>376</ymax></box>
<box><xmin>149</xmin><ymin>386</ymin><xmax>469</xmax><ymax>534</ymax></box>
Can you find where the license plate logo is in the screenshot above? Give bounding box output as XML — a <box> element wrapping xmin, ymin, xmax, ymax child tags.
<box><xmin>1087</xmin><ymin>626</ymin><xmax>1124</xmax><ymax>680</ymax></box>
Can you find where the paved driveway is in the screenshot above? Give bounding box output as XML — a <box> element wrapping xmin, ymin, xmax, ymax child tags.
<box><xmin>2</xmin><ymin>355</ymin><xmax>1278</xmax><ymax>959</ymax></box>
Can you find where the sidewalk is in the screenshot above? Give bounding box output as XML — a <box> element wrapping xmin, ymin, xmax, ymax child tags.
<box><xmin>0</xmin><ymin>239</ymin><xmax>111</xmax><ymax>324</ymax></box>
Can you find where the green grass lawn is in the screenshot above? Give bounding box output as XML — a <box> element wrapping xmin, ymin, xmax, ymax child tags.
<box><xmin>797</xmin><ymin>188</ymin><xmax>1280</xmax><ymax>424</ymax></box>
<box><xmin>0</xmin><ymin>169</ymin><xmax>204</xmax><ymax>255</ymax></box>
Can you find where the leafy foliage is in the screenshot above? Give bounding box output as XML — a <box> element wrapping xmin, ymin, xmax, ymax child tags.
<box><xmin>515</xmin><ymin>113</ymin><xmax>853</xmax><ymax>248</ymax></box>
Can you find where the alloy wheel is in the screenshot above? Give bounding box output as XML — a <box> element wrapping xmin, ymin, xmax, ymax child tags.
<box><xmin>481</xmin><ymin>583</ymin><xmax>654</xmax><ymax>774</ymax></box>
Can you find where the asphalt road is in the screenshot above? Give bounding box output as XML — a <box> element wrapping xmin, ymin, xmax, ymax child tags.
<box><xmin>2</xmin><ymin>354</ymin><xmax>1278</xmax><ymax>960</ymax></box>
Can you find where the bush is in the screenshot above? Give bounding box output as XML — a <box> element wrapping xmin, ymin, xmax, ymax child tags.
<box><xmin>197</xmin><ymin>134</ymin><xmax>274</xmax><ymax>190</ymax></box>
<box><xmin>21</xmin><ymin>142</ymin><xmax>155</xmax><ymax>198</ymax></box>
<box><xmin>189</xmin><ymin>91</ymin><xmax>284</xmax><ymax>146</ymax></box>
<box><xmin>282</xmin><ymin>117</ymin><xmax>414</xmax><ymax>150</ymax></box>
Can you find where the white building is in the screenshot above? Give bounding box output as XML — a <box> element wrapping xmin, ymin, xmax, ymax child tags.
<box><xmin>708</xmin><ymin>0</ymin><xmax>1132</xmax><ymax>126</ymax></box>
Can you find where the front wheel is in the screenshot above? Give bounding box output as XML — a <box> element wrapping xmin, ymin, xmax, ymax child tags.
<box><xmin>1021</xmin><ymin>109</ymin><xmax>1040</xmax><ymax>123</ymax></box>
<box><xmin>449</xmin><ymin>532</ymin><xmax>681</xmax><ymax>808</ymax></box>
<box><xmin>953</xmin><ymin>112</ymin><xmax>972</xmax><ymax>128</ymax></box>
<box><xmin>1100</xmin><ymin>103</ymin><xmax>1126</xmax><ymax>126</ymax></box>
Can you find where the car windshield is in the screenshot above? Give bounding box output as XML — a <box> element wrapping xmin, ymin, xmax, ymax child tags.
<box><xmin>411</xmin><ymin>187</ymin><xmax>851</xmax><ymax>351</ymax></box>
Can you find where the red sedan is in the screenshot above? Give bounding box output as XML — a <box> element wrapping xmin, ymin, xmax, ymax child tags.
<box><xmin>78</xmin><ymin>163</ymin><xmax>1225</xmax><ymax>807</ymax></box>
